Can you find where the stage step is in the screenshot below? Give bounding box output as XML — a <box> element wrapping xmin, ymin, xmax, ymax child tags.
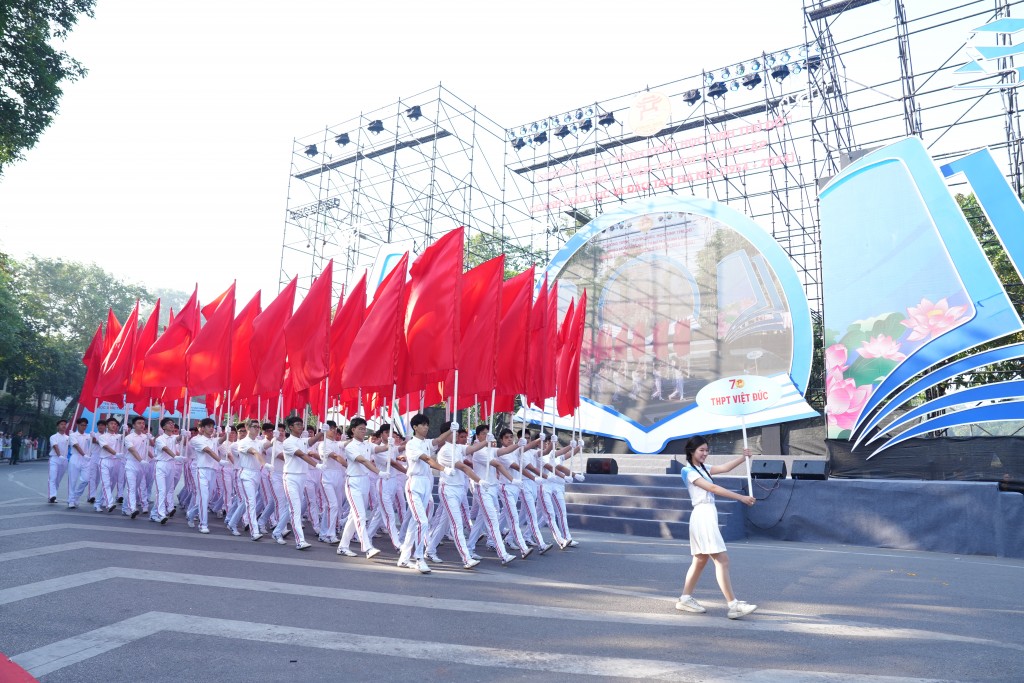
<box><xmin>563</xmin><ymin>474</ymin><xmax>746</xmax><ymax>541</ymax></box>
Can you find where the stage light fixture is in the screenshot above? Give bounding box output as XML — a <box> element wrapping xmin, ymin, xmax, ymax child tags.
<box><xmin>335</xmin><ymin>133</ymin><xmax>350</xmax><ymax>146</ymax></box>
<box><xmin>579</xmin><ymin>118</ymin><xmax>593</xmax><ymax>133</ymax></box>
<box><xmin>555</xmin><ymin>125</ymin><xmax>571</xmax><ymax>139</ymax></box>
<box><xmin>533</xmin><ymin>130</ymin><xmax>548</xmax><ymax>144</ymax></box>
<box><xmin>704</xmin><ymin>73</ymin><xmax>715</xmax><ymax>86</ymax></box>
<box><xmin>507</xmin><ymin>129</ymin><xmax>517</xmax><ymax>142</ymax></box>
<box><xmin>683</xmin><ymin>89</ymin><xmax>701</xmax><ymax>105</ymax></box>
<box><xmin>569</xmin><ymin>122</ymin><xmax>579</xmax><ymax>134</ymax></box>
<box><xmin>771</xmin><ymin>64</ymin><xmax>790</xmax><ymax>82</ymax></box>
<box><xmin>791</xmin><ymin>62</ymin><xmax>803</xmax><ymax>75</ymax></box>
<box><xmin>806</xmin><ymin>54</ymin><xmax>822</xmax><ymax>72</ymax></box>
<box><xmin>405</xmin><ymin>105</ymin><xmax>422</xmax><ymax>120</ymax></box>
<box><xmin>598</xmin><ymin>112</ymin><xmax>615</xmax><ymax>126</ymax></box>
<box><xmin>708</xmin><ymin>82</ymin><xmax>727</xmax><ymax>99</ymax></box>
<box><xmin>734</xmin><ymin>63</ymin><xmax>745</xmax><ymax>77</ymax></box>
<box><xmin>512</xmin><ymin>137</ymin><xmax>526</xmax><ymax>150</ymax></box>
<box><xmin>728</xmin><ymin>80</ymin><xmax>740</xmax><ymax>92</ymax></box>
<box><xmin>750</xmin><ymin>59</ymin><xmax>762</xmax><ymax>72</ymax></box>
<box><xmin>563</xmin><ymin>113</ymin><xmax>573</xmax><ymax>124</ymax></box>
<box><xmin>719</xmin><ymin>67</ymin><xmax>731</xmax><ymax>80</ymax></box>
<box><xmin>367</xmin><ymin>120</ymin><xmax>384</xmax><ymax>134</ymax></box>
<box><xmin>742</xmin><ymin>73</ymin><xmax>762</xmax><ymax>89</ymax></box>
<box><xmin>778</xmin><ymin>50</ymin><xmax>791</xmax><ymax>64</ymax></box>
<box><xmin>575</xmin><ymin>109</ymin><xmax>585</xmax><ymax>120</ymax></box>
<box><xmin>304</xmin><ymin>144</ymin><xmax>318</xmax><ymax>157</ymax></box>
<box><xmin>765</xmin><ymin>54</ymin><xmax>777</xmax><ymax>67</ymax></box>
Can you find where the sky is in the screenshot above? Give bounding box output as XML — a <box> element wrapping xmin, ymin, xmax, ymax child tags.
<box><xmin>0</xmin><ymin>0</ymin><xmax>816</xmax><ymax>308</ymax></box>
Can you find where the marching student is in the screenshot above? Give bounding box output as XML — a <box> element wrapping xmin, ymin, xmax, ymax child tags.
<box><xmin>256</xmin><ymin>423</ymin><xmax>278</xmax><ymax>534</ymax></box>
<box><xmin>152</xmin><ymin>417</ymin><xmax>181</xmax><ymax>524</ymax></box>
<box><xmin>67</xmin><ymin>418</ymin><xmax>92</xmax><ymax>509</ymax></box>
<box><xmin>187</xmin><ymin>417</ymin><xmax>223</xmax><ymax>534</ymax></box>
<box><xmin>230</xmin><ymin>420</ymin><xmax>267</xmax><ymax>541</ymax></box>
<box><xmin>47</xmin><ymin>419</ymin><xmax>70</xmax><ymax>503</ymax></box>
<box><xmin>539</xmin><ymin>434</ymin><xmax>581</xmax><ymax>550</ymax></box>
<box><xmin>317</xmin><ymin>421</ymin><xmax>347</xmax><ymax>544</ymax></box>
<box><xmin>278</xmin><ymin>416</ymin><xmax>323</xmax><ymax>551</ymax></box>
<box><xmin>337</xmin><ymin>416</ymin><xmax>384</xmax><ymax>559</ymax></box>
<box><xmin>466</xmin><ymin>425</ymin><xmax>518</xmax><ymax>565</ymax></box>
<box><xmin>396</xmin><ymin>413</ymin><xmax>452</xmax><ymax>574</ymax></box>
<box><xmin>367</xmin><ymin>424</ymin><xmax>405</xmax><ymax>549</ymax></box>
<box><xmin>427</xmin><ymin>427</ymin><xmax>482</xmax><ymax>569</ymax></box>
<box><xmin>675</xmin><ymin>435</ymin><xmax>758</xmax><ymax>620</ymax></box>
<box><xmin>509</xmin><ymin>429</ymin><xmax>551</xmax><ymax>553</ymax></box>
<box><xmin>496</xmin><ymin>429</ymin><xmax>540</xmax><ymax>558</ymax></box>
<box><xmin>122</xmin><ymin>416</ymin><xmax>153</xmax><ymax>518</ymax></box>
<box><xmin>96</xmin><ymin>418</ymin><xmax>122</xmax><ymax>513</ymax></box>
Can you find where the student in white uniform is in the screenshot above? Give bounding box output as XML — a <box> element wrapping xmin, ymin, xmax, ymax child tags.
<box><xmin>396</xmin><ymin>413</ymin><xmax>452</xmax><ymax>574</ymax></box>
<box><xmin>84</xmin><ymin>420</ymin><xmax>106</xmax><ymax>510</ymax></box>
<box><xmin>367</xmin><ymin>424</ymin><xmax>405</xmax><ymax>549</ymax></box>
<box><xmin>151</xmin><ymin>418</ymin><xmax>181</xmax><ymax>524</ymax></box>
<box><xmin>541</xmin><ymin>435</ymin><xmax>585</xmax><ymax>549</ymax></box>
<box><xmin>47</xmin><ymin>419</ymin><xmax>70</xmax><ymax>503</ymax></box>
<box><xmin>504</xmin><ymin>428</ymin><xmax>550</xmax><ymax>553</ymax></box>
<box><xmin>230</xmin><ymin>420</ymin><xmax>267</xmax><ymax>541</ymax></box>
<box><xmin>96</xmin><ymin>418</ymin><xmax>122</xmax><ymax>513</ymax></box>
<box><xmin>188</xmin><ymin>417</ymin><xmax>223</xmax><ymax>534</ymax></box>
<box><xmin>317</xmin><ymin>421</ymin><xmax>347</xmax><ymax>544</ymax></box>
<box><xmin>256</xmin><ymin>423</ymin><xmax>278</xmax><ymax>534</ymax></box>
<box><xmin>427</xmin><ymin>428</ymin><xmax>482</xmax><ymax>569</ymax></box>
<box><xmin>337</xmin><ymin>417</ymin><xmax>384</xmax><ymax>559</ymax></box>
<box><xmin>279</xmin><ymin>416</ymin><xmax>323</xmax><ymax>550</ymax></box>
<box><xmin>123</xmin><ymin>416</ymin><xmax>153</xmax><ymax>518</ymax></box>
<box><xmin>67</xmin><ymin>418</ymin><xmax>92</xmax><ymax>509</ymax></box>
<box><xmin>466</xmin><ymin>425</ymin><xmax>518</xmax><ymax>565</ymax></box>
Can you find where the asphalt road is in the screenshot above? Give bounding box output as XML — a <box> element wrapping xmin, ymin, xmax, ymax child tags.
<box><xmin>1</xmin><ymin>459</ymin><xmax>1022</xmax><ymax>682</ymax></box>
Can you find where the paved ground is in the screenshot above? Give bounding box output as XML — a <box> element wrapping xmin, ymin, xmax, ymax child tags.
<box><xmin>1</xmin><ymin>460</ymin><xmax>1022</xmax><ymax>682</ymax></box>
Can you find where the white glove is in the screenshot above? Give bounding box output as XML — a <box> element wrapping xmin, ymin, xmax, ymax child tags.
<box><xmin>552</xmin><ymin>435</ymin><xmax>560</xmax><ymax>446</ymax></box>
<box><xmin>563</xmin><ymin>474</ymin><xmax>573</xmax><ymax>482</ymax></box>
<box><xmin>387</xmin><ymin>436</ymin><xmax>395</xmax><ymax>448</ymax></box>
<box><xmin>450</xmin><ymin>421</ymin><xmax>459</xmax><ymax>432</ymax></box>
<box><xmin>443</xmin><ymin>467</ymin><xmax>455</xmax><ymax>476</ymax></box>
<box><xmin>262</xmin><ymin>463</ymin><xmax>272</xmax><ymax>471</ymax></box>
<box><xmin>379</xmin><ymin>470</ymin><xmax>391</xmax><ymax>480</ymax></box>
<box><xmin>538</xmin><ymin>433</ymin><xmax>547</xmax><ymax>443</ymax></box>
<box><xmin>315</xmin><ymin>463</ymin><xmax>325</xmax><ymax>471</ymax></box>
<box><xmin>570</xmin><ymin>439</ymin><xmax>578</xmax><ymax>449</ymax></box>
<box><xmin>518</xmin><ymin>437</ymin><xmax>527</xmax><ymax>447</ymax></box>
<box><xmin>574</xmin><ymin>473</ymin><xmax>585</xmax><ymax>482</ymax></box>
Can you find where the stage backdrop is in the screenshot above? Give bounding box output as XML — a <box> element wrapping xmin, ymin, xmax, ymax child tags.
<box><xmin>531</xmin><ymin>195</ymin><xmax>817</xmax><ymax>453</ymax></box>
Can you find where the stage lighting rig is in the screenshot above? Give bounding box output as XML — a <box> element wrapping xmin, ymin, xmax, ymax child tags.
<box><xmin>335</xmin><ymin>133</ymin><xmax>350</xmax><ymax>146</ymax></box>
<box><xmin>579</xmin><ymin>118</ymin><xmax>593</xmax><ymax>133</ymax></box>
<box><xmin>533</xmin><ymin>131</ymin><xmax>548</xmax><ymax>144</ymax></box>
<box><xmin>304</xmin><ymin>144</ymin><xmax>318</xmax><ymax>157</ymax></box>
<box><xmin>598</xmin><ymin>112</ymin><xmax>615</xmax><ymax>126</ymax></box>
<box><xmin>771</xmin><ymin>64</ymin><xmax>790</xmax><ymax>82</ymax></box>
<box><xmin>512</xmin><ymin>137</ymin><xmax>526</xmax><ymax>151</ymax></box>
<box><xmin>683</xmin><ymin>89</ymin><xmax>701</xmax><ymax>105</ymax></box>
<box><xmin>555</xmin><ymin>125</ymin><xmax>571</xmax><ymax>139</ymax></box>
<box><xmin>367</xmin><ymin>120</ymin><xmax>384</xmax><ymax>134</ymax></box>
<box><xmin>708</xmin><ymin>82</ymin><xmax>727</xmax><ymax>99</ymax></box>
<box><xmin>742</xmin><ymin>73</ymin><xmax>762</xmax><ymax>89</ymax></box>
<box><xmin>405</xmin><ymin>105</ymin><xmax>422</xmax><ymax>120</ymax></box>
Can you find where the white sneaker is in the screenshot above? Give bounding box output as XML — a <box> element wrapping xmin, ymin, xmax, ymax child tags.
<box><xmin>567</xmin><ymin>540</ymin><xmax>579</xmax><ymax>548</ymax></box>
<box><xmin>274</xmin><ymin>534</ymin><xmax>287</xmax><ymax>545</ymax></box>
<box><xmin>539</xmin><ymin>543</ymin><xmax>552</xmax><ymax>555</ymax></box>
<box><xmin>199</xmin><ymin>527</ymin><xmax>210</xmax><ymax>534</ymax></box>
<box><xmin>727</xmin><ymin>601</ymin><xmax>758</xmax><ymax>619</ymax></box>
<box><xmin>396</xmin><ymin>558</ymin><xmax>411</xmax><ymax>568</ymax></box>
<box><xmin>296</xmin><ymin>541</ymin><xmax>312</xmax><ymax>550</ymax></box>
<box><xmin>67</xmin><ymin>503</ymin><xmax>76</xmax><ymax>509</ymax></box>
<box><xmin>675</xmin><ymin>595</ymin><xmax>706</xmax><ymax>614</ymax></box>
<box><xmin>415</xmin><ymin>558</ymin><xmax>431</xmax><ymax>574</ymax></box>
<box><xmin>252</xmin><ymin>533</ymin><xmax>263</xmax><ymax>541</ymax></box>
<box><xmin>337</xmin><ymin>547</ymin><xmax>357</xmax><ymax>557</ymax></box>
<box><xmin>229</xmin><ymin>527</ymin><xmax>241</xmax><ymax>537</ymax></box>
<box><xmin>469</xmin><ymin>552</ymin><xmax>482</xmax><ymax>561</ymax></box>
<box><xmin>427</xmin><ymin>554</ymin><xmax>442</xmax><ymax>564</ymax></box>
<box><xmin>463</xmin><ymin>558</ymin><xmax>481</xmax><ymax>570</ymax></box>
<box><xmin>366</xmin><ymin>547</ymin><xmax>381</xmax><ymax>560</ymax></box>
<box><xmin>500</xmin><ymin>554</ymin><xmax>516</xmax><ymax>566</ymax></box>
<box><xmin>521</xmin><ymin>546</ymin><xmax>534</xmax><ymax>559</ymax></box>
<box><xmin>187</xmin><ymin>518</ymin><xmax>195</xmax><ymax>528</ymax></box>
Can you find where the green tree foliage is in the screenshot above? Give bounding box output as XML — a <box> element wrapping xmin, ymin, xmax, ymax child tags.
<box><xmin>0</xmin><ymin>0</ymin><xmax>96</xmax><ymax>174</ymax></box>
<box><xmin>464</xmin><ymin>230</ymin><xmax>549</xmax><ymax>279</ymax></box>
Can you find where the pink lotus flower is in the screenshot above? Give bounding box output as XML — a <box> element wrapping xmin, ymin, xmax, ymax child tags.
<box><xmin>857</xmin><ymin>335</ymin><xmax>906</xmax><ymax>362</ymax></box>
<box><xmin>825</xmin><ymin>343</ymin><xmax>848</xmax><ymax>373</ymax></box>
<box><xmin>901</xmin><ymin>297</ymin><xmax>969</xmax><ymax>342</ymax></box>
<box><xmin>826</xmin><ymin>376</ymin><xmax>872</xmax><ymax>432</ymax></box>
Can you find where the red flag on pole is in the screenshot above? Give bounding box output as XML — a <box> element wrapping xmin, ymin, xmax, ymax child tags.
<box><xmin>286</xmin><ymin>261</ymin><xmax>333</xmax><ymax>392</ymax></box>
<box><xmin>328</xmin><ymin>273</ymin><xmax>367</xmax><ymax>396</ymax></box>
<box><xmin>405</xmin><ymin>228</ymin><xmax>463</xmax><ymax>376</ymax></box>
<box><xmin>230</xmin><ymin>291</ymin><xmax>262</xmax><ymax>404</ymax></box>
<box><xmin>101</xmin><ymin>309</ymin><xmax>122</xmax><ymax>360</ymax></box>
<box><xmin>94</xmin><ymin>302</ymin><xmax>140</xmax><ymax>403</ymax></box>
<box><xmin>495</xmin><ymin>266</ymin><xmax>534</xmax><ymax>397</ymax></box>
<box><xmin>186</xmin><ymin>283</ymin><xmax>236</xmax><ymax>395</ymax></box>
<box><xmin>77</xmin><ymin>324</ymin><xmax>104</xmax><ymax>407</ymax></box>
<box><xmin>142</xmin><ymin>287</ymin><xmax>199</xmax><ymax>389</ymax></box>
<box><xmin>250</xmin><ymin>278</ymin><xmax>297</xmax><ymax>398</ymax></box>
<box><xmin>343</xmin><ymin>253</ymin><xmax>408</xmax><ymax>392</ymax></box>
<box><xmin>557</xmin><ymin>290</ymin><xmax>587</xmax><ymax>417</ymax></box>
<box><xmin>545</xmin><ymin>279</ymin><xmax>559</xmax><ymax>400</ymax></box>
<box><xmin>525</xmin><ymin>275</ymin><xmax>549</xmax><ymax>407</ymax></box>
<box><xmin>446</xmin><ymin>254</ymin><xmax>503</xmax><ymax>398</ymax></box>
<box><xmin>125</xmin><ymin>300</ymin><xmax>161</xmax><ymax>407</ymax></box>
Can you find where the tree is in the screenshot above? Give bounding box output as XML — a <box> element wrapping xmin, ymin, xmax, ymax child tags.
<box><xmin>0</xmin><ymin>0</ymin><xmax>96</xmax><ymax>174</ymax></box>
<box><xmin>464</xmin><ymin>230</ymin><xmax>548</xmax><ymax>279</ymax></box>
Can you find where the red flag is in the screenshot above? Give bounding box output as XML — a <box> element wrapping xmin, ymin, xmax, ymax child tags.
<box><xmin>102</xmin><ymin>309</ymin><xmax>122</xmax><ymax>360</ymax></box>
<box><xmin>186</xmin><ymin>283</ymin><xmax>236</xmax><ymax>395</ymax></box>
<box><xmin>142</xmin><ymin>287</ymin><xmax>199</xmax><ymax>389</ymax></box>
<box><xmin>447</xmin><ymin>254</ymin><xmax>503</xmax><ymax>398</ymax></box>
<box><xmin>525</xmin><ymin>275</ymin><xmax>549</xmax><ymax>406</ymax></box>
<box><xmin>545</xmin><ymin>280</ymin><xmax>559</xmax><ymax>399</ymax></box>
<box><xmin>328</xmin><ymin>273</ymin><xmax>367</xmax><ymax>396</ymax></box>
<box><xmin>557</xmin><ymin>290</ymin><xmax>587</xmax><ymax>417</ymax></box>
<box><xmin>343</xmin><ymin>253</ymin><xmax>408</xmax><ymax>391</ymax></box>
<box><xmin>495</xmin><ymin>266</ymin><xmax>534</xmax><ymax>397</ymax></box>
<box><xmin>251</xmin><ymin>278</ymin><xmax>297</xmax><ymax>398</ymax></box>
<box><xmin>286</xmin><ymin>261</ymin><xmax>333</xmax><ymax>392</ymax></box>
<box><xmin>201</xmin><ymin>286</ymin><xmax>232</xmax><ymax>323</ymax></box>
<box><xmin>94</xmin><ymin>302</ymin><xmax>140</xmax><ymax>403</ymax></box>
<box><xmin>230</xmin><ymin>291</ymin><xmax>262</xmax><ymax>404</ymax></box>
<box><xmin>125</xmin><ymin>300</ymin><xmax>161</xmax><ymax>406</ymax></box>
<box><xmin>405</xmin><ymin>228</ymin><xmax>463</xmax><ymax>377</ymax></box>
<box><xmin>77</xmin><ymin>324</ymin><xmax>104</xmax><ymax>407</ymax></box>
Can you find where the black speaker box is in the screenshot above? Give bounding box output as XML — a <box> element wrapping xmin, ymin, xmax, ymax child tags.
<box><xmin>586</xmin><ymin>457</ymin><xmax>618</xmax><ymax>475</ymax></box>
<box><xmin>791</xmin><ymin>459</ymin><xmax>829</xmax><ymax>480</ymax></box>
<box><xmin>750</xmin><ymin>459</ymin><xmax>787</xmax><ymax>479</ymax></box>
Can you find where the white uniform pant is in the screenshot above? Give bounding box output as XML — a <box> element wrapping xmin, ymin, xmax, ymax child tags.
<box><xmin>48</xmin><ymin>456</ymin><xmax>67</xmax><ymax>499</ymax></box>
<box><xmin>430</xmin><ymin>482</ymin><xmax>472</xmax><ymax>564</ymax></box>
<box><xmin>467</xmin><ymin>483</ymin><xmax>510</xmax><ymax>558</ymax></box>
<box><xmin>153</xmin><ymin>460</ymin><xmax>176</xmax><ymax>519</ymax></box>
<box><xmin>123</xmin><ymin>461</ymin><xmax>146</xmax><ymax>513</ymax></box>
<box><xmin>100</xmin><ymin>458</ymin><xmax>119</xmax><ymax>508</ymax></box>
<box><xmin>282</xmin><ymin>472</ymin><xmax>308</xmax><ymax>547</ymax></box>
<box><xmin>499</xmin><ymin>483</ymin><xmax>528</xmax><ymax>552</ymax></box>
<box><xmin>540</xmin><ymin>483</ymin><xmax>571</xmax><ymax>544</ymax></box>
<box><xmin>399</xmin><ymin>475</ymin><xmax>432</xmax><ymax>562</ymax></box>
<box><xmin>368</xmin><ymin>475</ymin><xmax>402</xmax><ymax>548</ymax></box>
<box><xmin>67</xmin><ymin>454</ymin><xmax>86</xmax><ymax>505</ymax></box>
<box><xmin>192</xmin><ymin>467</ymin><xmax>216</xmax><ymax>529</ymax></box>
<box><xmin>235</xmin><ymin>469</ymin><xmax>262</xmax><ymax>537</ymax></box>
<box><xmin>340</xmin><ymin>476</ymin><xmax>373</xmax><ymax>552</ymax></box>
<box><xmin>519</xmin><ymin>480</ymin><xmax>546</xmax><ymax>546</ymax></box>
<box><xmin>320</xmin><ymin>469</ymin><xmax>344</xmax><ymax>540</ymax></box>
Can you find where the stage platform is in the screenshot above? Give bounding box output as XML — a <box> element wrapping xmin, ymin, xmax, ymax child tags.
<box><xmin>565</xmin><ymin>474</ymin><xmax>1024</xmax><ymax>559</ymax></box>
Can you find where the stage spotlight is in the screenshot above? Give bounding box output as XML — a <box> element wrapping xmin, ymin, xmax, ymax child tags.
<box><xmin>598</xmin><ymin>112</ymin><xmax>616</xmax><ymax>126</ymax></box>
<box><xmin>405</xmin><ymin>105</ymin><xmax>422</xmax><ymax>120</ymax></box>
<box><xmin>749</xmin><ymin>59</ymin><xmax>762</xmax><ymax>72</ymax></box>
<box><xmin>719</xmin><ymin>67</ymin><xmax>731</xmax><ymax>80</ymax></box>
<box><xmin>771</xmin><ymin>64</ymin><xmax>790</xmax><ymax>82</ymax></box>
<box><xmin>729</xmin><ymin>80</ymin><xmax>740</xmax><ymax>91</ymax></box>
<box><xmin>575</xmin><ymin>109</ymin><xmax>585</xmax><ymax>120</ymax></box>
<box><xmin>579</xmin><ymin>118</ymin><xmax>593</xmax><ymax>133</ymax></box>
<box><xmin>807</xmin><ymin>54</ymin><xmax>822</xmax><ymax>72</ymax></box>
<box><xmin>335</xmin><ymin>133</ymin><xmax>350</xmax><ymax>146</ymax></box>
<box><xmin>563</xmin><ymin>113</ymin><xmax>573</xmax><ymax>124</ymax></box>
<box><xmin>556</xmin><ymin>125</ymin><xmax>571</xmax><ymax>139</ymax></box>
<box><xmin>704</xmin><ymin>72</ymin><xmax>715</xmax><ymax>86</ymax></box>
<box><xmin>791</xmin><ymin>62</ymin><xmax>804</xmax><ymax>75</ymax></box>
<box><xmin>765</xmin><ymin>54</ymin><xmax>777</xmax><ymax>67</ymax></box>
<box><xmin>778</xmin><ymin>50</ymin><xmax>791</xmax><ymax>64</ymax></box>
<box><xmin>512</xmin><ymin>137</ymin><xmax>526</xmax><ymax>150</ymax></box>
<box><xmin>585</xmin><ymin>106</ymin><xmax>595</xmax><ymax>117</ymax></box>
<box><xmin>507</xmin><ymin>129</ymin><xmax>517</xmax><ymax>142</ymax></box>
<box><xmin>734</xmin><ymin>63</ymin><xmax>745</xmax><ymax>77</ymax></box>
<box><xmin>367</xmin><ymin>120</ymin><xmax>384</xmax><ymax>134</ymax></box>
<box><xmin>304</xmin><ymin>144</ymin><xmax>318</xmax><ymax>157</ymax></box>
<box><xmin>708</xmin><ymin>82</ymin><xmax>727</xmax><ymax>99</ymax></box>
<box><xmin>742</xmin><ymin>73</ymin><xmax>762</xmax><ymax>89</ymax></box>
<box><xmin>533</xmin><ymin>130</ymin><xmax>548</xmax><ymax>144</ymax></box>
<box><xmin>683</xmin><ymin>89</ymin><xmax>701</xmax><ymax>105</ymax></box>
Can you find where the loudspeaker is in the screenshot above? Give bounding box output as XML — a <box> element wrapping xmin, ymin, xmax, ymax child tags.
<box><xmin>750</xmin><ymin>459</ymin><xmax>787</xmax><ymax>479</ymax></box>
<box><xmin>586</xmin><ymin>457</ymin><xmax>618</xmax><ymax>475</ymax></box>
<box><xmin>791</xmin><ymin>459</ymin><xmax>829</xmax><ymax>480</ymax></box>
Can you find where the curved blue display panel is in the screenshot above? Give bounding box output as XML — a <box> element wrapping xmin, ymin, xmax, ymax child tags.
<box><xmin>537</xmin><ymin>195</ymin><xmax>816</xmax><ymax>453</ymax></box>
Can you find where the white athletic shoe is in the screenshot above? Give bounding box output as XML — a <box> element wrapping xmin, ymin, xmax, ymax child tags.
<box><xmin>187</xmin><ymin>518</ymin><xmax>195</xmax><ymax>528</ymax></box>
<box><xmin>521</xmin><ymin>546</ymin><xmax>534</xmax><ymax>559</ymax></box>
<box><xmin>469</xmin><ymin>553</ymin><xmax>482</xmax><ymax>561</ymax></box>
<box><xmin>415</xmin><ymin>558</ymin><xmax>432</xmax><ymax>574</ymax></box>
<box><xmin>427</xmin><ymin>554</ymin><xmax>443</xmax><ymax>564</ymax></box>
<box><xmin>67</xmin><ymin>503</ymin><xmax>76</xmax><ymax>509</ymax></box>
<box><xmin>274</xmin><ymin>534</ymin><xmax>287</xmax><ymax>545</ymax></box>
<box><xmin>229</xmin><ymin>527</ymin><xmax>241</xmax><ymax>537</ymax></box>
<box><xmin>337</xmin><ymin>547</ymin><xmax>357</xmax><ymax>557</ymax></box>
<box><xmin>539</xmin><ymin>543</ymin><xmax>552</xmax><ymax>555</ymax></box>
<box><xmin>675</xmin><ymin>595</ymin><xmax>706</xmax><ymax>614</ymax></box>
<box><xmin>296</xmin><ymin>541</ymin><xmax>312</xmax><ymax>550</ymax></box>
<box><xmin>365</xmin><ymin>547</ymin><xmax>381</xmax><ymax>560</ymax></box>
<box><xmin>463</xmin><ymin>558</ymin><xmax>481</xmax><ymax>570</ymax></box>
<box><xmin>199</xmin><ymin>526</ymin><xmax>210</xmax><ymax>534</ymax></box>
<box><xmin>252</xmin><ymin>533</ymin><xmax>263</xmax><ymax>541</ymax></box>
<box><xmin>396</xmin><ymin>558</ymin><xmax>411</xmax><ymax>568</ymax></box>
<box><xmin>567</xmin><ymin>540</ymin><xmax>579</xmax><ymax>548</ymax></box>
<box><xmin>727</xmin><ymin>601</ymin><xmax>758</xmax><ymax>619</ymax></box>
<box><xmin>500</xmin><ymin>554</ymin><xmax>516</xmax><ymax>566</ymax></box>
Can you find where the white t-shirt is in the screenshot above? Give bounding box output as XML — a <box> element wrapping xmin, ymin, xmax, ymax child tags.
<box><xmin>97</xmin><ymin>432</ymin><xmax>120</xmax><ymax>459</ymax></box>
<box><xmin>49</xmin><ymin>432</ymin><xmax>70</xmax><ymax>459</ymax></box>
<box><xmin>236</xmin><ymin>436</ymin><xmax>262</xmax><ymax>471</ymax></box>
<box><xmin>69</xmin><ymin>432</ymin><xmax>91</xmax><ymax>459</ymax></box>
<box><xmin>544</xmin><ymin>454</ymin><xmax>565</xmax><ymax>489</ymax></box>
<box><xmin>436</xmin><ymin>442</ymin><xmax>467</xmax><ymax>486</ymax></box>
<box><xmin>472</xmin><ymin>446</ymin><xmax>497</xmax><ymax>485</ymax></box>
<box><xmin>682</xmin><ymin>465</ymin><xmax>715</xmax><ymax>506</ymax></box>
<box><xmin>520</xmin><ymin>448</ymin><xmax>540</xmax><ymax>487</ymax></box>
<box><xmin>191</xmin><ymin>435</ymin><xmax>220</xmax><ymax>469</ymax></box>
<box><xmin>404</xmin><ymin>437</ymin><xmax>432</xmax><ymax>478</ymax></box>
<box><xmin>345</xmin><ymin>439</ymin><xmax>373</xmax><ymax>477</ymax></box>
<box><xmin>270</xmin><ymin>437</ymin><xmax>285</xmax><ymax>473</ymax></box>
<box><xmin>320</xmin><ymin>438</ymin><xmax>346</xmax><ymax>471</ymax></box>
<box><xmin>124</xmin><ymin>432</ymin><xmax>150</xmax><ymax>468</ymax></box>
<box><xmin>282</xmin><ymin>435</ymin><xmax>311</xmax><ymax>475</ymax></box>
<box><xmin>154</xmin><ymin>433</ymin><xmax>177</xmax><ymax>462</ymax></box>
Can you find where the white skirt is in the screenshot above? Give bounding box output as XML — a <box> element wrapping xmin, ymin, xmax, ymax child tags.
<box><xmin>688</xmin><ymin>503</ymin><xmax>727</xmax><ymax>556</ymax></box>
